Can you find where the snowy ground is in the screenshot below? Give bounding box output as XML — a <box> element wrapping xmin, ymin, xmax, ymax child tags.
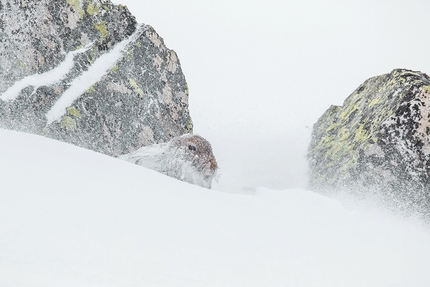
<box><xmin>3</xmin><ymin>0</ymin><xmax>430</xmax><ymax>286</ymax></box>
<box><xmin>1</xmin><ymin>129</ymin><xmax>430</xmax><ymax>287</ymax></box>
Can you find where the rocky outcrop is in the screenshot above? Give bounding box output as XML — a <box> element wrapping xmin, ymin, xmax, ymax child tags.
<box><xmin>308</xmin><ymin>69</ymin><xmax>430</xmax><ymax>215</ymax></box>
<box><xmin>0</xmin><ymin>0</ymin><xmax>192</xmax><ymax>156</ymax></box>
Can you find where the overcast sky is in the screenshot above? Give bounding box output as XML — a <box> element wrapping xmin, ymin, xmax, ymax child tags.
<box><xmin>114</xmin><ymin>0</ymin><xmax>430</xmax><ymax>133</ymax></box>
<box><xmin>113</xmin><ymin>0</ymin><xmax>430</xmax><ymax>189</ymax></box>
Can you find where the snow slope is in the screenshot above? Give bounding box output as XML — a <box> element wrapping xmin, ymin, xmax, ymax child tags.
<box><xmin>3</xmin><ymin>1</ymin><xmax>430</xmax><ymax>285</ymax></box>
<box><xmin>1</xmin><ymin>129</ymin><xmax>430</xmax><ymax>287</ymax></box>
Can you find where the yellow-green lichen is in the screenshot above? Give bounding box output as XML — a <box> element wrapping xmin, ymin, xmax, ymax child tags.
<box><xmin>187</xmin><ymin>118</ymin><xmax>194</xmax><ymax>131</ymax></box>
<box><xmin>40</xmin><ymin>128</ymin><xmax>50</xmax><ymax>136</ymax></box>
<box><xmin>18</xmin><ymin>60</ymin><xmax>26</xmax><ymax>69</ymax></box>
<box><xmin>338</xmin><ymin>96</ymin><xmax>362</xmax><ymax>120</ymax></box>
<box><xmin>312</xmin><ymin>90</ymin><xmax>388</xmax><ymax>179</ymax></box>
<box><xmin>66</xmin><ymin>0</ymin><xmax>85</xmax><ymax>18</ymax></box>
<box><xmin>422</xmin><ymin>85</ymin><xmax>430</xmax><ymax>93</ymax></box>
<box><xmin>110</xmin><ymin>65</ymin><xmax>119</xmax><ymax>73</ymax></box>
<box><xmin>102</xmin><ymin>5</ymin><xmax>110</xmax><ymax>11</ymax></box>
<box><xmin>369</xmin><ymin>98</ymin><xmax>380</xmax><ymax>107</ymax></box>
<box><xmin>95</xmin><ymin>21</ymin><xmax>108</xmax><ymax>41</ymax></box>
<box><xmin>309</xmin><ymin>69</ymin><xmax>429</xmax><ymax>189</ymax></box>
<box><xmin>67</xmin><ymin>106</ymin><xmax>82</xmax><ymax>118</ymax></box>
<box><xmin>91</xmin><ymin>45</ymin><xmax>98</xmax><ymax>54</ymax></box>
<box><xmin>125</xmin><ymin>49</ymin><xmax>134</xmax><ymax>61</ymax></box>
<box><xmin>86</xmin><ymin>3</ymin><xmax>99</xmax><ymax>15</ymax></box>
<box><xmin>84</xmin><ymin>54</ymin><xmax>94</xmax><ymax>65</ymax></box>
<box><xmin>354</xmin><ymin>123</ymin><xmax>370</xmax><ymax>142</ymax></box>
<box><xmin>61</xmin><ymin>116</ymin><xmax>77</xmax><ymax>130</ymax></box>
<box><xmin>128</xmin><ymin>78</ymin><xmax>144</xmax><ymax>97</ymax></box>
<box><xmin>323</xmin><ymin>126</ymin><xmax>354</xmax><ymax>161</ymax></box>
<box><xmin>136</xmin><ymin>41</ymin><xmax>142</xmax><ymax>48</ymax></box>
<box><xmin>87</xmin><ymin>85</ymin><xmax>95</xmax><ymax>92</ymax></box>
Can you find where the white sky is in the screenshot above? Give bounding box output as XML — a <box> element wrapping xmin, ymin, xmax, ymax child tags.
<box><xmin>115</xmin><ymin>0</ymin><xmax>430</xmax><ymax>130</ymax></box>
<box><xmin>112</xmin><ymin>0</ymin><xmax>430</xmax><ymax>190</ymax></box>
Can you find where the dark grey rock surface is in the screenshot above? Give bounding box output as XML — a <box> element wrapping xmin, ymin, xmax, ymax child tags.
<box><xmin>309</xmin><ymin>69</ymin><xmax>430</xmax><ymax>215</ymax></box>
<box><xmin>0</xmin><ymin>0</ymin><xmax>192</xmax><ymax>156</ymax></box>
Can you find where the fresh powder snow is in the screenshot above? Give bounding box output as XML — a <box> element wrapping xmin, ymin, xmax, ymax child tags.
<box><xmin>1</xmin><ymin>129</ymin><xmax>430</xmax><ymax>287</ymax></box>
<box><xmin>2</xmin><ymin>0</ymin><xmax>430</xmax><ymax>286</ymax></box>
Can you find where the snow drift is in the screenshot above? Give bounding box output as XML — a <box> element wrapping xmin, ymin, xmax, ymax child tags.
<box><xmin>1</xmin><ymin>129</ymin><xmax>430</xmax><ymax>287</ymax></box>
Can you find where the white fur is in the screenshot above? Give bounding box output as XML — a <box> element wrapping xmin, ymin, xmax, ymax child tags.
<box><xmin>119</xmin><ymin>134</ymin><xmax>217</xmax><ymax>188</ymax></box>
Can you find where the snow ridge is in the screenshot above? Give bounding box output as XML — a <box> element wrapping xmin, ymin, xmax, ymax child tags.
<box><xmin>0</xmin><ymin>44</ymin><xmax>92</xmax><ymax>101</ymax></box>
<box><xmin>46</xmin><ymin>24</ymin><xmax>144</xmax><ymax>124</ymax></box>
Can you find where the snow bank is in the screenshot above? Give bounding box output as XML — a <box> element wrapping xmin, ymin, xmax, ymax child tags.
<box><xmin>1</xmin><ymin>129</ymin><xmax>430</xmax><ymax>287</ymax></box>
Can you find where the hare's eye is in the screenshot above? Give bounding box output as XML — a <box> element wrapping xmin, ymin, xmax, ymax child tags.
<box><xmin>188</xmin><ymin>145</ymin><xmax>196</xmax><ymax>151</ymax></box>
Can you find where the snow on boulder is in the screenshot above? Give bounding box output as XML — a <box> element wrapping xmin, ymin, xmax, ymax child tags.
<box><xmin>0</xmin><ymin>0</ymin><xmax>192</xmax><ymax>156</ymax></box>
<box><xmin>308</xmin><ymin>69</ymin><xmax>430</xmax><ymax>216</ymax></box>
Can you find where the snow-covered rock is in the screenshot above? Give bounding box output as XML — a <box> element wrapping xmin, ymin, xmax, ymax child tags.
<box><xmin>309</xmin><ymin>69</ymin><xmax>430</xmax><ymax>216</ymax></box>
<box><xmin>0</xmin><ymin>0</ymin><xmax>192</xmax><ymax>156</ymax></box>
<box><xmin>119</xmin><ymin>134</ymin><xmax>218</xmax><ymax>188</ymax></box>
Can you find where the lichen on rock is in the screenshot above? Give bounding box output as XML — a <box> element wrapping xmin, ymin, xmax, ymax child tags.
<box><xmin>308</xmin><ymin>69</ymin><xmax>430</xmax><ymax>217</ymax></box>
<box><xmin>61</xmin><ymin>116</ymin><xmax>77</xmax><ymax>130</ymax></box>
<box><xmin>0</xmin><ymin>0</ymin><xmax>193</xmax><ymax>158</ymax></box>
